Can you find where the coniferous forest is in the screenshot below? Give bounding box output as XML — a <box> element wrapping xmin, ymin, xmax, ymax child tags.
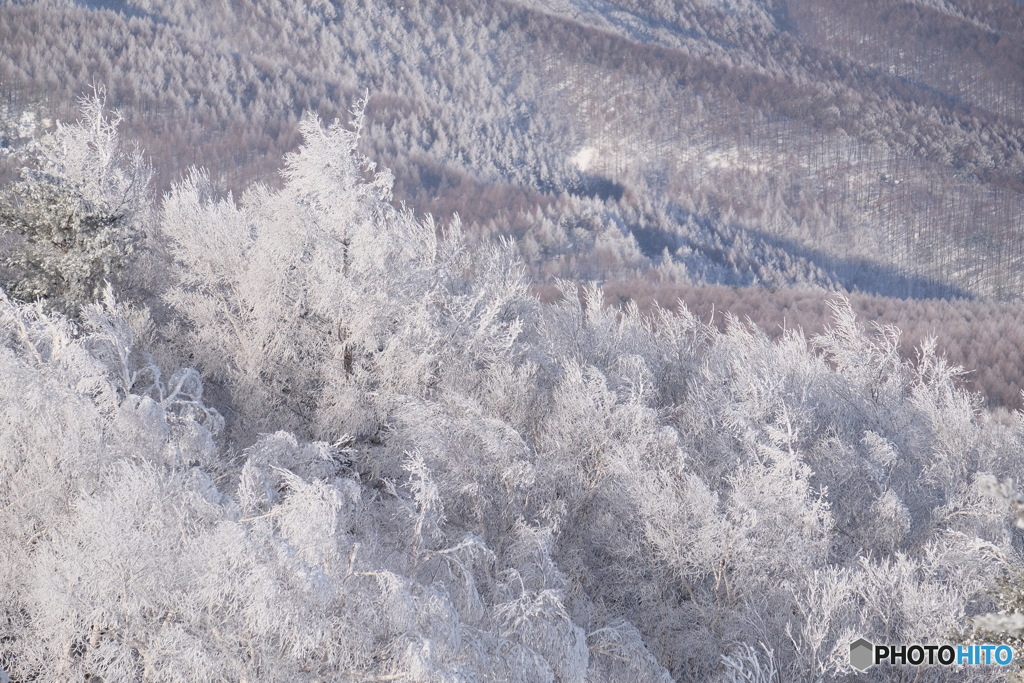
<box><xmin>3</xmin><ymin>0</ymin><xmax>1024</xmax><ymax>680</ymax></box>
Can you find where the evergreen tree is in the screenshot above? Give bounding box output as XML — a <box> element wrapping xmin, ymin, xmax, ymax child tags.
<box><xmin>0</xmin><ymin>91</ymin><xmax>150</xmax><ymax>316</ymax></box>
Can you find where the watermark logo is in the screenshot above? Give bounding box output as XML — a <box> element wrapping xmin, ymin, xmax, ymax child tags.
<box><xmin>850</xmin><ymin>638</ymin><xmax>874</xmax><ymax>671</ymax></box>
<box><xmin>850</xmin><ymin>638</ymin><xmax>1013</xmax><ymax>671</ymax></box>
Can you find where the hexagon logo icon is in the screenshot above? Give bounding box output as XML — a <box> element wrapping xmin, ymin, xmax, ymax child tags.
<box><xmin>850</xmin><ymin>638</ymin><xmax>875</xmax><ymax>671</ymax></box>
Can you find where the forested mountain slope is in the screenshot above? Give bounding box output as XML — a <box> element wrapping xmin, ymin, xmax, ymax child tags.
<box><xmin>1</xmin><ymin>100</ymin><xmax>1024</xmax><ymax>681</ymax></box>
<box><xmin>4</xmin><ymin>0</ymin><xmax>1024</xmax><ymax>299</ymax></box>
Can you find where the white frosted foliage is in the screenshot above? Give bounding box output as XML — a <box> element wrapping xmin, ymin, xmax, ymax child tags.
<box><xmin>1</xmin><ymin>103</ymin><xmax>1021</xmax><ymax>682</ymax></box>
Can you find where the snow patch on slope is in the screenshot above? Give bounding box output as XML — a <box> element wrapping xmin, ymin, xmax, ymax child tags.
<box><xmin>572</xmin><ymin>146</ymin><xmax>597</xmax><ymax>172</ymax></box>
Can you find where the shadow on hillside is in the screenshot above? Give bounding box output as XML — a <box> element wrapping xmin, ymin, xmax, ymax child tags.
<box><xmin>630</xmin><ymin>205</ymin><xmax>971</xmax><ymax>300</ymax></box>
<box><xmin>74</xmin><ymin>0</ymin><xmax>167</xmax><ymax>24</ymax></box>
<box><xmin>744</xmin><ymin>226</ymin><xmax>973</xmax><ymax>300</ymax></box>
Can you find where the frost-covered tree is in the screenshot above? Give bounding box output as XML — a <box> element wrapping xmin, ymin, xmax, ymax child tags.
<box><xmin>0</xmin><ymin>91</ymin><xmax>150</xmax><ymax>315</ymax></box>
<box><xmin>3</xmin><ymin>100</ymin><xmax>1023</xmax><ymax>682</ymax></box>
<box><xmin>161</xmin><ymin>102</ymin><xmax>534</xmax><ymax>443</ymax></box>
<box><xmin>0</xmin><ymin>284</ymin><xmax>668</xmax><ymax>681</ymax></box>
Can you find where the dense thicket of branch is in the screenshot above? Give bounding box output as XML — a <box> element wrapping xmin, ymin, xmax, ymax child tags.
<box><xmin>1</xmin><ymin>108</ymin><xmax>1021</xmax><ymax>681</ymax></box>
<box><xmin>585</xmin><ymin>278</ymin><xmax>1024</xmax><ymax>412</ymax></box>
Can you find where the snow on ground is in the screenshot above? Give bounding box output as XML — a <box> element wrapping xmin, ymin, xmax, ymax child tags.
<box><xmin>571</xmin><ymin>145</ymin><xmax>597</xmax><ymax>172</ymax></box>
